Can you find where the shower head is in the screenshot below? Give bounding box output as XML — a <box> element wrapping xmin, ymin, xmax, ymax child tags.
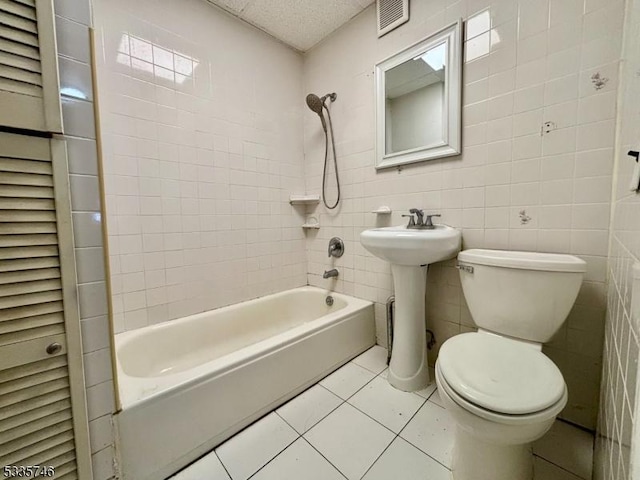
<box><xmin>305</xmin><ymin>92</ymin><xmax>337</xmax><ymax>133</ymax></box>
<box><xmin>306</xmin><ymin>93</ymin><xmax>327</xmax><ymax>132</ymax></box>
<box><xmin>306</xmin><ymin>93</ymin><xmax>325</xmax><ymax>115</ymax></box>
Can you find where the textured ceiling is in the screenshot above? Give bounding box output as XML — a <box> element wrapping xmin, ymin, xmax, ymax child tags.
<box><xmin>204</xmin><ymin>0</ymin><xmax>375</xmax><ymax>52</ymax></box>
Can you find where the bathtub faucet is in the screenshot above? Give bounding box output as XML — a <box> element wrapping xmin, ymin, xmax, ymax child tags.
<box><xmin>323</xmin><ymin>268</ymin><xmax>339</xmax><ymax>279</ymax></box>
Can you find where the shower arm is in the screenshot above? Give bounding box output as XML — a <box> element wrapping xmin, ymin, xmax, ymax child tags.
<box><xmin>321</xmin><ymin>93</ymin><xmax>337</xmax><ymax>104</ymax></box>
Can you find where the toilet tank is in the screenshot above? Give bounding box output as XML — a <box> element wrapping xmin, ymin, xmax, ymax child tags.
<box><xmin>457</xmin><ymin>249</ymin><xmax>586</xmax><ymax>343</ymax></box>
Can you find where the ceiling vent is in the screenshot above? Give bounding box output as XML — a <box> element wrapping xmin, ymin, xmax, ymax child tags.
<box><xmin>377</xmin><ymin>0</ymin><xmax>409</xmax><ymax>37</ymax></box>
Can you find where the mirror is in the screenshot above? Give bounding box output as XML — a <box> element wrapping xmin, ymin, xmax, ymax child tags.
<box><xmin>375</xmin><ymin>21</ymin><xmax>462</xmax><ymax>169</ymax></box>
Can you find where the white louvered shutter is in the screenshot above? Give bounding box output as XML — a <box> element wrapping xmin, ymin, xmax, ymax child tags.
<box><xmin>0</xmin><ymin>0</ymin><xmax>62</xmax><ymax>132</ymax></box>
<box><xmin>0</xmin><ymin>132</ymin><xmax>86</xmax><ymax>479</ymax></box>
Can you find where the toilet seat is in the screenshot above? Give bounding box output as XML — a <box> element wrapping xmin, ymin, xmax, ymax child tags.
<box><xmin>437</xmin><ymin>332</ymin><xmax>566</xmax><ymax>416</ymax></box>
<box><xmin>436</xmin><ymin>362</ymin><xmax>567</xmax><ymax>426</ymax></box>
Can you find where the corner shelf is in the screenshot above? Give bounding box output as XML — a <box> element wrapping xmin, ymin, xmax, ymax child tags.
<box><xmin>289</xmin><ymin>194</ymin><xmax>320</xmax><ymax>206</ymax></box>
<box><xmin>302</xmin><ymin>223</ymin><xmax>320</xmax><ymax>230</ymax></box>
<box><xmin>302</xmin><ymin>215</ymin><xmax>320</xmax><ymax>230</ymax></box>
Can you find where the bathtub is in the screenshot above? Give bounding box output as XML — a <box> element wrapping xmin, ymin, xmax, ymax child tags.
<box><xmin>113</xmin><ymin>286</ymin><xmax>375</xmax><ymax>480</ymax></box>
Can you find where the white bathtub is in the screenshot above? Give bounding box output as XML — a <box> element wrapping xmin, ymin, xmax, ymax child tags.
<box><xmin>113</xmin><ymin>286</ymin><xmax>375</xmax><ymax>480</ymax></box>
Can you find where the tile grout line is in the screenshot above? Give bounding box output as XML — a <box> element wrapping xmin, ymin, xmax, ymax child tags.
<box><xmin>393</xmin><ymin>388</ymin><xmax>455</xmax><ymax>473</ymax></box>
<box><xmin>299</xmin><ymin>436</ymin><xmax>350</xmax><ymax>480</ymax></box>
<box><xmin>275</xmin><ymin>394</ymin><xmax>343</xmax><ymax>436</ymax></box>
<box><xmin>357</xmin><ymin>380</ymin><xmax>447</xmax><ymax>479</ymax></box>
<box><xmin>290</xmin><ymin>359</ymin><xmax>396</xmax><ymax>480</ymax></box>
<box><xmin>239</xmin><ymin>381</ymin><xmax>350</xmax><ymax>479</ymax></box>
<box><xmin>333</xmin><ymin>361</ymin><xmax>453</xmax><ymax>478</ymax></box>
<box><xmin>242</xmin><ymin>431</ymin><xmax>299</xmax><ymax>480</ymax></box>
<box><xmin>532</xmin><ymin>454</ymin><xmax>588</xmax><ymax>480</ymax></box>
<box><xmin>395</xmin><ymin>431</ymin><xmax>452</xmax><ymax>473</ymax></box>
<box><xmin>357</xmin><ymin>436</ymin><xmax>396</xmax><ymax>480</ymax></box>
<box><xmin>318</xmin><ymin>360</ymin><xmax>456</xmax><ymax>478</ymax></box>
<box><xmin>214</xmin><ymin>449</ymin><xmax>233</xmax><ymax>480</ymax></box>
<box><xmin>245</xmin><ymin>392</ymin><xmax>349</xmax><ymax>479</ymax></box>
<box><xmin>309</xmin><ymin>362</ymin><xmax>388</xmax><ymax>479</ymax></box>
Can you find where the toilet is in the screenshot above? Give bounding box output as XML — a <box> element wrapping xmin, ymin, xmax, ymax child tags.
<box><xmin>435</xmin><ymin>249</ymin><xmax>586</xmax><ymax>480</ymax></box>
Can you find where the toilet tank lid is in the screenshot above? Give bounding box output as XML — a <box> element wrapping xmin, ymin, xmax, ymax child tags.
<box><xmin>458</xmin><ymin>249</ymin><xmax>587</xmax><ymax>273</ymax></box>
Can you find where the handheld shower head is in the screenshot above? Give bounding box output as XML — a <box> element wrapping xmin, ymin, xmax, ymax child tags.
<box><xmin>305</xmin><ymin>93</ymin><xmax>324</xmax><ymax>114</ymax></box>
<box><xmin>305</xmin><ymin>91</ymin><xmax>340</xmax><ymax>210</ymax></box>
<box><xmin>306</xmin><ymin>93</ymin><xmax>327</xmax><ymax>132</ymax></box>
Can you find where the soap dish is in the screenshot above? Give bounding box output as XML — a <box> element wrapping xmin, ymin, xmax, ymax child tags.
<box><xmin>290</xmin><ymin>194</ymin><xmax>320</xmax><ymax>205</ymax></box>
<box><xmin>302</xmin><ymin>216</ymin><xmax>320</xmax><ymax>229</ymax></box>
<box><xmin>372</xmin><ymin>206</ymin><xmax>392</xmax><ymax>214</ymax></box>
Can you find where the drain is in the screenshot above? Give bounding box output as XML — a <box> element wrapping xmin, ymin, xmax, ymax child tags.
<box><xmin>326</xmin><ymin>295</ymin><xmax>334</xmax><ymax>306</ymax></box>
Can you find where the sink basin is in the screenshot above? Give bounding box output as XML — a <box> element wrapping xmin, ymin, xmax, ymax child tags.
<box><xmin>360</xmin><ymin>225</ymin><xmax>461</xmax><ymax>266</ymax></box>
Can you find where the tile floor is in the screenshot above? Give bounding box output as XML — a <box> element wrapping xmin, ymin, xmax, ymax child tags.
<box><xmin>171</xmin><ymin>346</ymin><xmax>595</xmax><ymax>480</ymax></box>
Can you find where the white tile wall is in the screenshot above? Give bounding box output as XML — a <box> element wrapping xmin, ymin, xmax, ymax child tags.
<box><xmin>594</xmin><ymin>0</ymin><xmax>640</xmax><ymax>477</ymax></box>
<box><xmin>302</xmin><ymin>0</ymin><xmax>624</xmax><ymax>430</ymax></box>
<box><xmin>55</xmin><ymin>0</ymin><xmax>117</xmax><ymax>478</ymax></box>
<box><xmin>93</xmin><ymin>0</ymin><xmax>308</xmax><ymax>333</ymax></box>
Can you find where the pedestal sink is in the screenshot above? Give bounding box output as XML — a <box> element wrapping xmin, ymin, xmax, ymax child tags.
<box><xmin>360</xmin><ymin>224</ymin><xmax>461</xmax><ymax>391</ymax></box>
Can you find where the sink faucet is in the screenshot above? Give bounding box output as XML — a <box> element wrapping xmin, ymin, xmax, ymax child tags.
<box><xmin>403</xmin><ymin>209</ymin><xmax>441</xmax><ymax>229</ymax></box>
<box><xmin>410</xmin><ymin>208</ymin><xmax>424</xmax><ymax>226</ymax></box>
<box><xmin>323</xmin><ymin>268</ymin><xmax>339</xmax><ymax>279</ymax></box>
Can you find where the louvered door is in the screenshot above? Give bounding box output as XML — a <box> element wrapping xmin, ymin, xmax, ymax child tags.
<box><xmin>0</xmin><ymin>132</ymin><xmax>92</xmax><ymax>479</ymax></box>
<box><xmin>0</xmin><ymin>0</ymin><xmax>62</xmax><ymax>132</ymax></box>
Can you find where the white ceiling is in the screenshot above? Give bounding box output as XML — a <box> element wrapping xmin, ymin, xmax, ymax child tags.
<box><xmin>204</xmin><ymin>0</ymin><xmax>375</xmax><ymax>52</ymax></box>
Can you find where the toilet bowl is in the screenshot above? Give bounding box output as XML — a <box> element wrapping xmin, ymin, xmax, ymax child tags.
<box><xmin>434</xmin><ymin>249</ymin><xmax>586</xmax><ymax>480</ymax></box>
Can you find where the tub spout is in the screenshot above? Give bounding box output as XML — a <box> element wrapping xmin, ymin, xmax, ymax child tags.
<box><xmin>323</xmin><ymin>268</ymin><xmax>339</xmax><ymax>279</ymax></box>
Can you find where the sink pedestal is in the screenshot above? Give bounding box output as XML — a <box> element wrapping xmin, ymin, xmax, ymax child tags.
<box><xmin>359</xmin><ymin>222</ymin><xmax>461</xmax><ymax>392</ymax></box>
<box><xmin>388</xmin><ymin>264</ymin><xmax>429</xmax><ymax>391</ymax></box>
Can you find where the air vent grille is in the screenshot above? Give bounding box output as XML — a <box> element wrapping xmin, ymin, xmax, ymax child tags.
<box><xmin>377</xmin><ymin>0</ymin><xmax>409</xmax><ymax>37</ymax></box>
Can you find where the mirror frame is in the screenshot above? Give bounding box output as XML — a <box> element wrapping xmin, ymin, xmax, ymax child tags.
<box><xmin>375</xmin><ymin>20</ymin><xmax>463</xmax><ymax>170</ymax></box>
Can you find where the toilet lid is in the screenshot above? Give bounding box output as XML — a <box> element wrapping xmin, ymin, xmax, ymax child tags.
<box><xmin>438</xmin><ymin>333</ymin><xmax>565</xmax><ymax>415</ymax></box>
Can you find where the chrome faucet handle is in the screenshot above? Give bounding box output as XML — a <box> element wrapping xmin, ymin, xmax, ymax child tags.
<box><xmin>424</xmin><ymin>214</ymin><xmax>441</xmax><ymax>228</ymax></box>
<box><xmin>409</xmin><ymin>208</ymin><xmax>424</xmax><ymax>226</ymax></box>
<box><xmin>328</xmin><ymin>237</ymin><xmax>344</xmax><ymax>258</ymax></box>
<box><xmin>401</xmin><ymin>214</ymin><xmax>415</xmax><ymax>228</ymax></box>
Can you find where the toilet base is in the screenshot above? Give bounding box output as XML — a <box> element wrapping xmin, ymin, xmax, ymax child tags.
<box><xmin>452</xmin><ymin>427</ymin><xmax>533</xmax><ymax>480</ymax></box>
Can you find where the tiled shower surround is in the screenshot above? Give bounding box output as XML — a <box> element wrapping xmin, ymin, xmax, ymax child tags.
<box><xmin>303</xmin><ymin>0</ymin><xmax>624</xmax><ymax>430</ymax></box>
<box><xmin>594</xmin><ymin>0</ymin><xmax>640</xmax><ymax>477</ymax></box>
<box><xmin>94</xmin><ymin>0</ymin><xmax>308</xmax><ymax>333</ymax></box>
